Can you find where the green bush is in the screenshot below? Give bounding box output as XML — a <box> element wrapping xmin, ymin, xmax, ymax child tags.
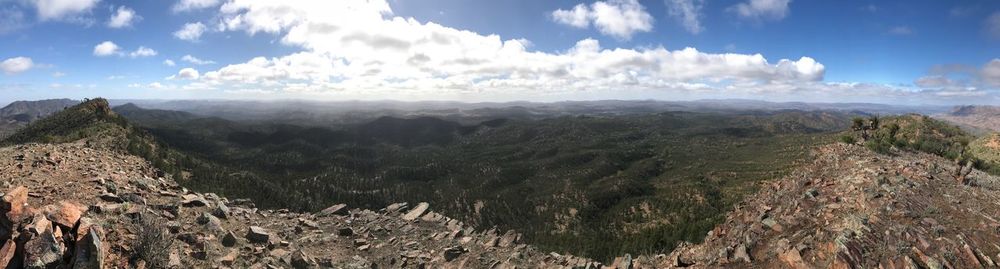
<box><xmin>839</xmin><ymin>135</ymin><xmax>856</xmax><ymax>144</ymax></box>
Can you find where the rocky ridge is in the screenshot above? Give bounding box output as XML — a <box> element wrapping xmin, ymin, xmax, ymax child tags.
<box><xmin>661</xmin><ymin>143</ymin><xmax>1000</xmax><ymax>268</ymax></box>
<box><xmin>0</xmin><ymin>141</ymin><xmax>641</xmax><ymax>268</ymax></box>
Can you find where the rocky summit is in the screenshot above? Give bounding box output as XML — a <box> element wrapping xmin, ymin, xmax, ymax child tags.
<box><xmin>661</xmin><ymin>143</ymin><xmax>1000</xmax><ymax>268</ymax></box>
<box><xmin>0</xmin><ymin>141</ymin><xmax>616</xmax><ymax>268</ymax></box>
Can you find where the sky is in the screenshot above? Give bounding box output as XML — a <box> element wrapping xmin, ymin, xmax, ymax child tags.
<box><xmin>0</xmin><ymin>0</ymin><xmax>999</xmax><ymax>105</ymax></box>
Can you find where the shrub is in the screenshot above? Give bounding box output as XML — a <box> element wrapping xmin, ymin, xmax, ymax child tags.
<box><xmin>130</xmin><ymin>213</ymin><xmax>173</xmax><ymax>268</ymax></box>
<box><xmin>838</xmin><ymin>135</ymin><xmax>856</xmax><ymax>144</ymax></box>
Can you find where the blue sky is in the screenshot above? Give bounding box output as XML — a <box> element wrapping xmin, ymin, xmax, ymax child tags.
<box><xmin>0</xmin><ymin>0</ymin><xmax>998</xmax><ymax>104</ymax></box>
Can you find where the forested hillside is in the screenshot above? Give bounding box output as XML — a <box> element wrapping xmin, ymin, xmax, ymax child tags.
<box><xmin>109</xmin><ymin>104</ymin><xmax>854</xmax><ymax>260</ymax></box>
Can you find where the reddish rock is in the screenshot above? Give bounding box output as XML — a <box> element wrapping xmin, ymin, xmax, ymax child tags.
<box><xmin>2</xmin><ymin>186</ymin><xmax>28</xmax><ymax>224</ymax></box>
<box><xmin>0</xmin><ymin>239</ymin><xmax>15</xmax><ymax>268</ymax></box>
<box><xmin>43</xmin><ymin>200</ymin><xmax>85</xmax><ymax>229</ymax></box>
<box><xmin>779</xmin><ymin>249</ymin><xmax>810</xmax><ymax>269</ymax></box>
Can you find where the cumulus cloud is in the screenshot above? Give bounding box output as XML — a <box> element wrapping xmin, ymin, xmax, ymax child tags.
<box><xmin>173</xmin><ymin>22</ymin><xmax>206</xmax><ymax>41</ymax></box>
<box><xmin>107</xmin><ymin>6</ymin><xmax>140</xmax><ymax>28</ymax></box>
<box><xmin>128</xmin><ymin>46</ymin><xmax>157</xmax><ymax>58</ymax></box>
<box><xmin>93</xmin><ymin>41</ymin><xmax>120</xmax><ymax>56</ymax></box>
<box><xmin>551</xmin><ymin>0</ymin><xmax>653</xmax><ymax>40</ymax></box>
<box><xmin>912</xmin><ymin>59</ymin><xmax>1000</xmax><ymax>97</ymax></box>
<box><xmin>93</xmin><ymin>41</ymin><xmax>156</xmax><ymax>58</ymax></box>
<box><xmin>33</xmin><ymin>0</ymin><xmax>100</xmax><ymax>21</ymax></box>
<box><xmin>190</xmin><ymin>0</ymin><xmax>828</xmax><ymax>101</ymax></box>
<box><xmin>665</xmin><ymin>0</ymin><xmax>705</xmax><ymax>34</ymax></box>
<box><xmin>1</xmin><ymin>57</ymin><xmax>34</xmax><ymax>75</ymax></box>
<box><xmin>728</xmin><ymin>0</ymin><xmax>791</xmax><ymax>21</ymax></box>
<box><xmin>176</xmin><ymin>68</ymin><xmax>200</xmax><ymax>79</ymax></box>
<box><xmin>983</xmin><ymin>59</ymin><xmax>1000</xmax><ymax>87</ymax></box>
<box><xmin>173</xmin><ymin>0</ymin><xmax>221</xmax><ymax>12</ymax></box>
<box><xmin>163</xmin><ymin>59</ymin><xmax>177</xmax><ymax>66</ymax></box>
<box><xmin>181</xmin><ymin>55</ymin><xmax>215</xmax><ymax>65</ymax></box>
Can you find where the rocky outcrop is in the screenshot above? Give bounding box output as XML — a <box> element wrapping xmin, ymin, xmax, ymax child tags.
<box><xmin>658</xmin><ymin>143</ymin><xmax>1000</xmax><ymax>268</ymax></box>
<box><xmin>0</xmin><ymin>142</ymin><xmax>613</xmax><ymax>268</ymax></box>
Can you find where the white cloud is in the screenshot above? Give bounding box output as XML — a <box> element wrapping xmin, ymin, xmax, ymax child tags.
<box><xmin>33</xmin><ymin>0</ymin><xmax>100</xmax><ymax>21</ymax></box>
<box><xmin>665</xmin><ymin>0</ymin><xmax>705</xmax><ymax>34</ymax></box>
<box><xmin>913</xmin><ymin>59</ymin><xmax>1000</xmax><ymax>92</ymax></box>
<box><xmin>93</xmin><ymin>41</ymin><xmax>156</xmax><ymax>58</ymax></box>
<box><xmin>551</xmin><ymin>0</ymin><xmax>653</xmax><ymax>40</ymax></box>
<box><xmin>983</xmin><ymin>59</ymin><xmax>1000</xmax><ymax>87</ymax></box>
<box><xmin>728</xmin><ymin>0</ymin><xmax>791</xmax><ymax>21</ymax></box>
<box><xmin>173</xmin><ymin>0</ymin><xmax>221</xmax><ymax>12</ymax></box>
<box><xmin>52</xmin><ymin>71</ymin><xmax>66</xmax><ymax>77</ymax></box>
<box><xmin>551</xmin><ymin>4</ymin><xmax>591</xmax><ymax>28</ymax></box>
<box><xmin>107</xmin><ymin>6</ymin><xmax>140</xmax><ymax>28</ymax></box>
<box><xmin>914</xmin><ymin>75</ymin><xmax>953</xmax><ymax>88</ymax></box>
<box><xmin>181</xmin><ymin>55</ymin><xmax>215</xmax><ymax>65</ymax></box>
<box><xmin>148</xmin><ymin>82</ymin><xmax>167</xmax><ymax>89</ymax></box>
<box><xmin>191</xmin><ymin>0</ymin><xmax>830</xmax><ymax>101</ymax></box>
<box><xmin>987</xmin><ymin>12</ymin><xmax>1000</xmax><ymax>39</ymax></box>
<box><xmin>176</xmin><ymin>68</ymin><xmax>200</xmax><ymax>79</ymax></box>
<box><xmin>173</xmin><ymin>22</ymin><xmax>207</xmax><ymax>41</ymax></box>
<box><xmin>93</xmin><ymin>41</ymin><xmax>120</xmax><ymax>56</ymax></box>
<box><xmin>887</xmin><ymin>26</ymin><xmax>913</xmax><ymax>36</ymax></box>
<box><xmin>1</xmin><ymin>57</ymin><xmax>34</xmax><ymax>75</ymax></box>
<box><xmin>163</xmin><ymin>59</ymin><xmax>177</xmax><ymax>66</ymax></box>
<box><xmin>106</xmin><ymin>75</ymin><xmax>124</xmax><ymax>80</ymax></box>
<box><xmin>128</xmin><ymin>46</ymin><xmax>157</xmax><ymax>58</ymax></box>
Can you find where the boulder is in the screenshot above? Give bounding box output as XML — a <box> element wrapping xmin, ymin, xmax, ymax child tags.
<box><xmin>401</xmin><ymin>202</ymin><xmax>429</xmax><ymax>221</ymax></box>
<box><xmin>291</xmin><ymin>250</ymin><xmax>316</xmax><ymax>269</ymax></box>
<box><xmin>71</xmin><ymin>226</ymin><xmax>105</xmax><ymax>269</ymax></box>
<box><xmin>442</xmin><ymin>246</ymin><xmax>466</xmax><ymax>262</ymax></box>
<box><xmin>43</xmin><ymin>201</ymin><xmax>85</xmax><ymax>229</ymax></box>
<box><xmin>384</xmin><ymin>202</ymin><xmax>408</xmax><ymax>213</ymax></box>
<box><xmin>2</xmin><ymin>186</ymin><xmax>28</xmax><ymax>224</ymax></box>
<box><xmin>0</xmin><ymin>239</ymin><xmax>15</xmax><ymax>268</ymax></box>
<box><xmin>180</xmin><ymin>194</ymin><xmax>208</xmax><ymax>207</ymax></box>
<box><xmin>212</xmin><ymin>203</ymin><xmax>230</xmax><ymax>219</ymax></box>
<box><xmin>25</xmin><ymin>213</ymin><xmax>51</xmax><ymax>236</ymax></box>
<box><xmin>316</xmin><ymin>204</ymin><xmax>348</xmax><ymax>217</ymax></box>
<box><xmin>246</xmin><ymin>226</ymin><xmax>271</xmax><ymax>244</ymax></box>
<box><xmin>779</xmin><ymin>249</ymin><xmax>809</xmax><ymax>269</ymax></box>
<box><xmin>196</xmin><ymin>212</ymin><xmax>224</xmax><ymax>233</ymax></box>
<box><xmin>98</xmin><ymin>193</ymin><xmax>123</xmax><ymax>203</ymax></box>
<box><xmin>222</xmin><ymin>231</ymin><xmax>238</xmax><ymax>247</ymax></box>
<box><xmin>23</xmin><ymin>224</ymin><xmax>63</xmax><ymax>269</ymax></box>
<box><xmin>337</xmin><ymin>227</ymin><xmax>353</xmax><ymax>237</ymax></box>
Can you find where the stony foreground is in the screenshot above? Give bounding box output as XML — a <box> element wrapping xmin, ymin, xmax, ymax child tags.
<box><xmin>0</xmin><ymin>142</ymin><xmax>631</xmax><ymax>268</ymax></box>
<box><xmin>663</xmin><ymin>143</ymin><xmax>1000</xmax><ymax>268</ymax></box>
<box><xmin>2</xmin><ymin>141</ymin><xmax>1000</xmax><ymax>268</ymax></box>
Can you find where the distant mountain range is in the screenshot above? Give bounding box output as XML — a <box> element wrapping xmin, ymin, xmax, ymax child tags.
<box><xmin>935</xmin><ymin>105</ymin><xmax>1000</xmax><ymax>134</ymax></box>
<box><xmin>0</xmin><ymin>98</ymin><xmax>80</xmax><ymax>138</ymax></box>
<box><xmin>108</xmin><ymin>98</ymin><xmax>951</xmax><ymax>126</ymax></box>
